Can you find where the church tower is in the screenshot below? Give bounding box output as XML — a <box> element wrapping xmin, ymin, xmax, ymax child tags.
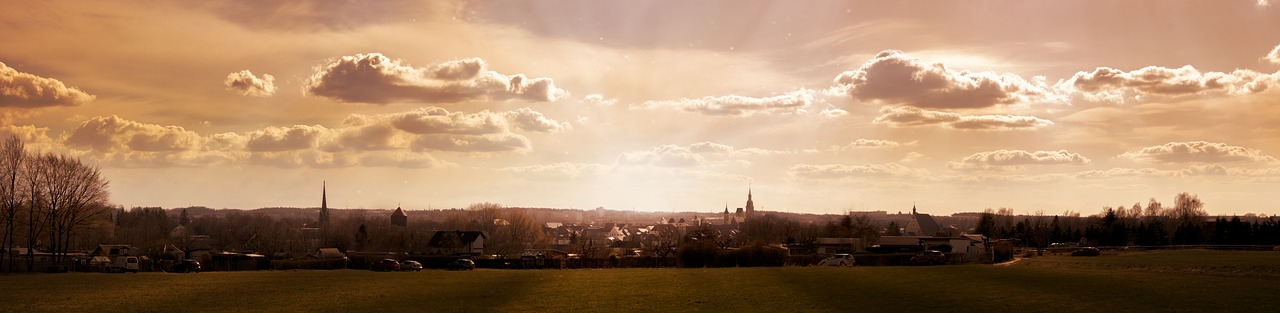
<box><xmin>722</xmin><ymin>203</ymin><xmax>731</xmax><ymax>225</ymax></box>
<box><xmin>319</xmin><ymin>181</ymin><xmax>330</xmax><ymax>227</ymax></box>
<box><xmin>744</xmin><ymin>187</ymin><xmax>755</xmax><ymax>220</ymax></box>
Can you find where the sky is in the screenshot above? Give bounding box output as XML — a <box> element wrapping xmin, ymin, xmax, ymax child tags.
<box><xmin>3</xmin><ymin>0</ymin><xmax>1280</xmax><ymax>216</ymax></box>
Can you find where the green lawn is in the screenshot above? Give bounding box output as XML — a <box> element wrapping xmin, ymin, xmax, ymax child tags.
<box><xmin>2</xmin><ymin>250</ymin><xmax>1277</xmax><ymax>312</ymax></box>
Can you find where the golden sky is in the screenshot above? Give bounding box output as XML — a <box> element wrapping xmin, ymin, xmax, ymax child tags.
<box><xmin>3</xmin><ymin>0</ymin><xmax>1280</xmax><ymax>215</ymax></box>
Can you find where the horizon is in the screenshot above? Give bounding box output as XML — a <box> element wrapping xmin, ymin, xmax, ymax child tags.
<box><xmin>4</xmin><ymin>1</ymin><xmax>1280</xmax><ymax>216</ymax></box>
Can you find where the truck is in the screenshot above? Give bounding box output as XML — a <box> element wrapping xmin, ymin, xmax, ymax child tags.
<box><xmin>109</xmin><ymin>256</ymin><xmax>140</xmax><ymax>273</ymax></box>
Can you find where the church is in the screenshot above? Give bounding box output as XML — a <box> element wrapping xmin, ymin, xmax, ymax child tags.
<box><xmin>721</xmin><ymin>187</ymin><xmax>756</xmax><ymax>226</ymax></box>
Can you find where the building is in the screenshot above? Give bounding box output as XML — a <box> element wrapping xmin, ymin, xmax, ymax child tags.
<box><xmin>427</xmin><ymin>231</ymin><xmax>486</xmax><ymax>256</ymax></box>
<box><xmin>903</xmin><ymin>205</ymin><xmax>940</xmax><ymax>236</ymax></box>
<box><xmin>391</xmin><ymin>207</ymin><xmax>408</xmax><ymax>227</ymax></box>
<box><xmin>744</xmin><ymin>187</ymin><xmax>755</xmax><ymax>220</ymax></box>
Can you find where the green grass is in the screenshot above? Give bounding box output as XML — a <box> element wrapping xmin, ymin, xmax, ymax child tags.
<box><xmin>2</xmin><ymin>250</ymin><xmax>1277</xmax><ymax>312</ymax></box>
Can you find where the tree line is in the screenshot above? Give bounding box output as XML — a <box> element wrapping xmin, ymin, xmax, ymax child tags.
<box><xmin>0</xmin><ymin>135</ymin><xmax>112</xmax><ymax>272</ymax></box>
<box><xmin>974</xmin><ymin>192</ymin><xmax>1280</xmax><ymax>247</ymax></box>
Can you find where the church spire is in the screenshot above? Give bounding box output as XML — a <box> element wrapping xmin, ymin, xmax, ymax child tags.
<box><xmin>319</xmin><ymin>181</ymin><xmax>330</xmax><ymax>227</ymax></box>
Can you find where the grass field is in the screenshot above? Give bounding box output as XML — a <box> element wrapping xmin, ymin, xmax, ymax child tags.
<box><xmin>2</xmin><ymin>249</ymin><xmax>1278</xmax><ymax>312</ymax></box>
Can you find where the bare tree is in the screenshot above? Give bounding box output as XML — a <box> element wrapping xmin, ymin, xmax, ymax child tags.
<box><xmin>25</xmin><ymin>153</ymin><xmax>111</xmax><ymax>267</ymax></box>
<box><xmin>0</xmin><ymin>135</ymin><xmax>25</xmax><ymax>271</ymax></box>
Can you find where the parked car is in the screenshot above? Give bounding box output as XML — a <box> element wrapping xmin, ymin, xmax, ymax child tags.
<box><xmin>818</xmin><ymin>254</ymin><xmax>855</xmax><ymax>267</ymax></box>
<box><xmin>108</xmin><ymin>256</ymin><xmax>140</xmax><ymax>273</ymax></box>
<box><xmin>447</xmin><ymin>259</ymin><xmax>475</xmax><ymax>271</ymax></box>
<box><xmin>371</xmin><ymin>259</ymin><xmax>401</xmax><ymax>272</ymax></box>
<box><xmin>1071</xmin><ymin>247</ymin><xmax>1101</xmax><ymax>256</ymax></box>
<box><xmin>170</xmin><ymin>259</ymin><xmax>202</xmax><ymax>273</ymax></box>
<box><xmin>399</xmin><ymin>260</ymin><xmax>422</xmax><ymax>271</ymax></box>
<box><xmin>910</xmin><ymin>250</ymin><xmax>946</xmax><ymax>265</ymax></box>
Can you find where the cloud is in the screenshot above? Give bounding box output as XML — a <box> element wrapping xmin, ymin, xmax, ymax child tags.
<box><xmin>0</xmin><ymin>61</ymin><xmax>95</xmax><ymax>108</ymax></box>
<box><xmin>201</xmin><ymin>0</ymin><xmax>443</xmax><ymax>32</ymax></box>
<box><xmin>245</xmin><ymin>125</ymin><xmax>332</xmax><ymax>152</ymax></box>
<box><xmin>789</xmin><ymin>163</ymin><xmax>928</xmax><ymax>179</ymax></box>
<box><xmin>831</xmin><ymin>50</ymin><xmax>1054</xmax><ymax>109</ymax></box>
<box><xmin>820</xmin><ymin>107</ymin><xmax>849</xmax><ymax>118</ymax></box>
<box><xmin>65</xmin><ymin>115</ymin><xmax>204</xmax><ymax>152</ymax></box>
<box><xmin>1074</xmin><ymin>167</ymin><xmax>1185</xmax><ymax>179</ymax></box>
<box><xmin>617</xmin><ymin>142</ymin><xmax>797</xmax><ymax>167</ymax></box>
<box><xmin>410</xmin><ymin>133</ymin><xmax>531</xmax><ymax>153</ymax></box>
<box><xmin>582</xmin><ymin>94</ymin><xmax>618</xmax><ymax>106</ymax></box>
<box><xmin>949</xmin><ymin>149</ymin><xmax>1091</xmax><ymax>171</ymax></box>
<box><xmin>1119</xmin><ymin>141</ymin><xmax>1278</xmax><ymax>164</ymax></box>
<box><xmin>1268</xmin><ymin>43</ymin><xmax>1280</xmax><ymax>65</ymax></box>
<box><xmin>359</xmin><ymin>152</ymin><xmax>455</xmax><ymax>169</ymax></box>
<box><xmin>501</xmin><ymin>162</ymin><xmax>611</xmax><ymax>181</ymax></box>
<box><xmin>303</xmin><ymin>54</ymin><xmax>568</xmax><ymax>104</ymax></box>
<box><xmin>1062</xmin><ymin>66</ymin><xmax>1279</xmax><ymax>102</ymax></box>
<box><xmin>224</xmin><ymin>70</ymin><xmax>276</xmax><ymax>97</ymax></box>
<box><xmin>873</xmin><ymin>106</ymin><xmax>1053</xmax><ymax>131</ymax></box>
<box><xmin>342</xmin><ymin>106</ymin><xmax>568</xmax><ymax>153</ymax></box>
<box><xmin>0</xmin><ymin>125</ymin><xmax>54</xmax><ymax>146</ymax></box>
<box><xmin>503</xmin><ymin>107</ymin><xmax>571</xmax><ymax>133</ymax></box>
<box><xmin>828</xmin><ymin>139</ymin><xmax>911</xmax><ymax>151</ymax></box>
<box><xmin>636</xmin><ymin>89</ymin><xmax>816</xmax><ymax>116</ymax></box>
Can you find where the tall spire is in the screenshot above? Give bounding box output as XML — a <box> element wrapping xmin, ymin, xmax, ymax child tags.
<box><xmin>745</xmin><ymin>184</ymin><xmax>755</xmax><ymax>219</ymax></box>
<box><xmin>319</xmin><ymin>181</ymin><xmax>330</xmax><ymax>227</ymax></box>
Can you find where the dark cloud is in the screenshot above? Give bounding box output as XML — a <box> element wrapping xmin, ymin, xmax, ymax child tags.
<box><xmin>0</xmin><ymin>61</ymin><xmax>94</xmax><ymax>108</ymax></box>
<box><xmin>303</xmin><ymin>54</ymin><xmax>568</xmax><ymax>104</ymax></box>
<box><xmin>832</xmin><ymin>50</ymin><xmax>1047</xmax><ymax>109</ymax></box>
<box><xmin>224</xmin><ymin>70</ymin><xmax>276</xmax><ymax>97</ymax></box>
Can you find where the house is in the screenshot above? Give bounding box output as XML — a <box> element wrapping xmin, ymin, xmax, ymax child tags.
<box><xmin>90</xmin><ymin>244</ymin><xmax>138</xmax><ymax>257</ymax></box>
<box><xmin>427</xmin><ymin>231</ymin><xmax>486</xmax><ymax>256</ymax></box>
<box><xmin>814</xmin><ymin>237</ymin><xmax>864</xmax><ymax>254</ymax></box>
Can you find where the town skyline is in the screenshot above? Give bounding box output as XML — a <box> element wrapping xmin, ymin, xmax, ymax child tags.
<box><xmin>4</xmin><ymin>1</ymin><xmax>1280</xmax><ymax>215</ymax></box>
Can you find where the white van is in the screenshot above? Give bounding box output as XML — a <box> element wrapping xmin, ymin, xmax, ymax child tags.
<box><xmin>109</xmin><ymin>256</ymin><xmax>140</xmax><ymax>273</ymax></box>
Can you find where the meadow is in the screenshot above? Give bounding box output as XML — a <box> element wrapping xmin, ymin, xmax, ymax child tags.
<box><xmin>1</xmin><ymin>249</ymin><xmax>1277</xmax><ymax>312</ymax></box>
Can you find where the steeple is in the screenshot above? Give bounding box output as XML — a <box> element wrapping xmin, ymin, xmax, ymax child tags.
<box><xmin>744</xmin><ymin>185</ymin><xmax>755</xmax><ymax>219</ymax></box>
<box><xmin>319</xmin><ymin>181</ymin><xmax>330</xmax><ymax>227</ymax></box>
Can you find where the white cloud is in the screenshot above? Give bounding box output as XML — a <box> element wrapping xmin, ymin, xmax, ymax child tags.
<box><xmin>1267</xmin><ymin>43</ymin><xmax>1280</xmax><ymax>65</ymax></box>
<box><xmin>502</xmin><ymin>107</ymin><xmax>572</xmax><ymax>133</ymax></box>
<box><xmin>789</xmin><ymin>163</ymin><xmax>928</xmax><ymax>179</ymax></box>
<box><xmin>873</xmin><ymin>106</ymin><xmax>1053</xmax><ymax>131</ymax></box>
<box><xmin>1119</xmin><ymin>141</ymin><xmax>1278</xmax><ymax>164</ymax></box>
<box><xmin>224</xmin><ymin>70</ymin><xmax>276</xmax><ymax>97</ymax></box>
<box><xmin>617</xmin><ymin>142</ymin><xmax>797</xmax><ymax>168</ymax></box>
<box><xmin>820</xmin><ymin>107</ymin><xmax>849</xmax><ymax>118</ymax></box>
<box><xmin>1061</xmin><ymin>66</ymin><xmax>1279</xmax><ymax>102</ymax></box>
<box><xmin>828</xmin><ymin>139</ymin><xmax>911</xmax><ymax>151</ymax></box>
<box><xmin>501</xmin><ymin>162</ymin><xmax>611</xmax><ymax>181</ymax></box>
<box><xmin>65</xmin><ymin>115</ymin><xmax>204</xmax><ymax>152</ymax></box>
<box><xmin>636</xmin><ymin>89</ymin><xmax>817</xmax><ymax>116</ymax></box>
<box><xmin>303</xmin><ymin>54</ymin><xmax>568</xmax><ymax>104</ymax></box>
<box><xmin>245</xmin><ymin>125</ymin><xmax>332</xmax><ymax>152</ymax></box>
<box><xmin>948</xmin><ymin>149</ymin><xmax>1091</xmax><ymax>171</ymax></box>
<box><xmin>0</xmin><ymin>61</ymin><xmax>94</xmax><ymax>108</ymax></box>
<box><xmin>582</xmin><ymin>94</ymin><xmax>618</xmax><ymax>106</ymax></box>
